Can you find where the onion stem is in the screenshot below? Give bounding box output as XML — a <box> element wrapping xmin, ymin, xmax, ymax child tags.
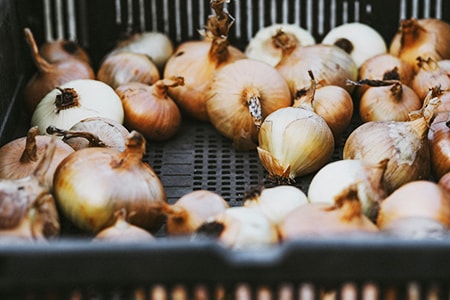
<box><xmin>20</xmin><ymin>127</ymin><xmax>39</xmax><ymax>163</ymax></box>
<box><xmin>46</xmin><ymin>125</ymin><xmax>107</xmax><ymax>148</ymax></box>
<box><xmin>54</xmin><ymin>87</ymin><xmax>80</xmax><ymax>113</ymax></box>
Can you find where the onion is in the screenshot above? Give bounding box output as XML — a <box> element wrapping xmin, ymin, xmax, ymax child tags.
<box><xmin>278</xmin><ymin>186</ymin><xmax>378</xmax><ymax>240</ymax></box>
<box><xmin>274</xmin><ymin>32</ymin><xmax>357</xmax><ymax>96</ymax></box>
<box><xmin>307</xmin><ymin>159</ymin><xmax>388</xmax><ymax>221</ymax></box>
<box><xmin>31</xmin><ymin>79</ymin><xmax>124</xmax><ymax>134</ymax></box>
<box><xmin>163</xmin><ymin>0</ymin><xmax>246</xmax><ymax>121</ymax></box>
<box><xmin>0</xmin><ymin>126</ymin><xmax>74</xmax><ymax>187</ymax></box>
<box><xmin>245</xmin><ymin>23</ymin><xmax>315</xmax><ymax>66</ymax></box>
<box><xmin>321</xmin><ymin>22</ymin><xmax>387</xmax><ymax>68</ymax></box>
<box><xmin>389</xmin><ymin>18</ymin><xmax>450</xmax><ymax>69</ymax></box>
<box><xmin>439</xmin><ymin>172</ymin><xmax>450</xmax><ymax>194</ymax></box>
<box><xmin>257</xmin><ymin>105</ymin><xmax>334</xmax><ymax>183</ymax></box>
<box><xmin>377</xmin><ymin>180</ymin><xmax>450</xmax><ymax>229</ymax></box>
<box><xmin>382</xmin><ymin>216</ymin><xmax>448</xmax><ymax>240</ymax></box>
<box><xmin>115</xmin><ymin>77</ymin><xmax>184</xmax><ymax>141</ymax></box>
<box><xmin>23</xmin><ymin>28</ymin><xmax>95</xmax><ymax>114</ymax></box>
<box><xmin>243</xmin><ymin>185</ymin><xmax>309</xmax><ymax>226</ymax></box>
<box><xmin>46</xmin><ymin>117</ymin><xmax>130</xmax><ymax>152</ymax></box>
<box><xmin>0</xmin><ymin>138</ymin><xmax>60</xmax><ymax>240</ymax></box>
<box><xmin>94</xmin><ymin>208</ymin><xmax>155</xmax><ymax>243</ymax></box>
<box><xmin>428</xmin><ymin>112</ymin><xmax>450</xmax><ymax>179</ymax></box>
<box><xmin>196</xmin><ymin>206</ymin><xmax>278</xmax><ymax>249</ymax></box>
<box><xmin>53</xmin><ymin>131</ymin><xmax>167</xmax><ymax>233</ymax></box>
<box><xmin>343</xmin><ymin>92</ymin><xmax>439</xmax><ymax>194</ymax></box>
<box><xmin>162</xmin><ymin>190</ymin><xmax>229</xmax><ymax>236</ymax></box>
<box><xmin>39</xmin><ymin>39</ymin><xmax>91</xmax><ymax>65</ymax></box>
<box><xmin>411</xmin><ymin>57</ymin><xmax>450</xmax><ymax>100</ymax></box>
<box><xmin>206</xmin><ymin>58</ymin><xmax>292</xmax><ymax>151</ymax></box>
<box><xmin>97</xmin><ymin>52</ymin><xmax>160</xmax><ymax>89</ymax></box>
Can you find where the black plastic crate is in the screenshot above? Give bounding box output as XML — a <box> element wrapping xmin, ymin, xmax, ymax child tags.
<box><xmin>1</xmin><ymin>0</ymin><xmax>450</xmax><ymax>299</ymax></box>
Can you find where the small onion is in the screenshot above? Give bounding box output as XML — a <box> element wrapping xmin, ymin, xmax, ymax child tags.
<box><xmin>46</xmin><ymin>117</ymin><xmax>130</xmax><ymax>152</ymax></box>
<box><xmin>31</xmin><ymin>79</ymin><xmax>124</xmax><ymax>134</ymax></box>
<box><xmin>206</xmin><ymin>58</ymin><xmax>292</xmax><ymax>151</ymax></box>
<box><xmin>321</xmin><ymin>22</ymin><xmax>387</xmax><ymax>68</ymax></box>
<box><xmin>377</xmin><ymin>180</ymin><xmax>450</xmax><ymax>229</ymax></box>
<box><xmin>307</xmin><ymin>159</ymin><xmax>388</xmax><ymax>221</ymax></box>
<box><xmin>94</xmin><ymin>209</ymin><xmax>155</xmax><ymax>243</ymax></box>
<box><xmin>163</xmin><ymin>190</ymin><xmax>229</xmax><ymax>236</ymax></box>
<box><xmin>245</xmin><ymin>23</ymin><xmax>315</xmax><ymax>66</ymax></box>
<box><xmin>53</xmin><ymin>131</ymin><xmax>167</xmax><ymax>233</ymax></box>
<box><xmin>0</xmin><ymin>126</ymin><xmax>74</xmax><ymax>187</ymax></box>
<box><xmin>343</xmin><ymin>93</ymin><xmax>439</xmax><ymax>193</ymax></box>
<box><xmin>115</xmin><ymin>77</ymin><xmax>184</xmax><ymax>141</ymax></box>
<box><xmin>389</xmin><ymin>18</ymin><xmax>450</xmax><ymax>69</ymax></box>
<box><xmin>411</xmin><ymin>57</ymin><xmax>450</xmax><ymax>100</ymax></box>
<box><xmin>257</xmin><ymin>106</ymin><xmax>334</xmax><ymax>183</ymax></box>
<box><xmin>97</xmin><ymin>52</ymin><xmax>160</xmax><ymax>89</ymax></box>
<box><xmin>274</xmin><ymin>32</ymin><xmax>357</xmax><ymax>96</ymax></box>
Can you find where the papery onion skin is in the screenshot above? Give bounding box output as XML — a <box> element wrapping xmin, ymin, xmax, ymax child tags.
<box><xmin>411</xmin><ymin>58</ymin><xmax>450</xmax><ymax>100</ymax></box>
<box><xmin>53</xmin><ymin>131</ymin><xmax>167</xmax><ymax>233</ymax></box>
<box><xmin>258</xmin><ymin>107</ymin><xmax>334</xmax><ymax>181</ymax></box>
<box><xmin>377</xmin><ymin>180</ymin><xmax>450</xmax><ymax>229</ymax></box>
<box><xmin>207</xmin><ymin>59</ymin><xmax>292</xmax><ymax>150</ymax></box>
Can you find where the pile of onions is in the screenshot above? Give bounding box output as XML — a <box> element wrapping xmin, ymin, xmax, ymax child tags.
<box><xmin>0</xmin><ymin>138</ymin><xmax>60</xmax><ymax>240</ymax></box>
<box><xmin>23</xmin><ymin>28</ymin><xmax>95</xmax><ymax>114</ymax></box>
<box><xmin>321</xmin><ymin>22</ymin><xmax>387</xmax><ymax>68</ymax></box>
<box><xmin>163</xmin><ymin>0</ymin><xmax>246</xmax><ymax>121</ymax></box>
<box><xmin>411</xmin><ymin>57</ymin><xmax>450</xmax><ymax>100</ymax></box>
<box><xmin>0</xmin><ymin>126</ymin><xmax>74</xmax><ymax>187</ymax></box>
<box><xmin>31</xmin><ymin>79</ymin><xmax>124</xmax><ymax>134</ymax></box>
<box><xmin>245</xmin><ymin>23</ymin><xmax>315</xmax><ymax>66</ymax></box>
<box><xmin>97</xmin><ymin>52</ymin><xmax>160</xmax><ymax>89</ymax></box>
<box><xmin>115</xmin><ymin>77</ymin><xmax>184</xmax><ymax>141</ymax></box>
<box><xmin>343</xmin><ymin>91</ymin><xmax>440</xmax><ymax>194</ymax></box>
<box><xmin>257</xmin><ymin>100</ymin><xmax>334</xmax><ymax>183</ymax></box>
<box><xmin>206</xmin><ymin>58</ymin><xmax>292</xmax><ymax>151</ymax></box>
<box><xmin>377</xmin><ymin>180</ymin><xmax>450</xmax><ymax>229</ymax></box>
<box><xmin>389</xmin><ymin>18</ymin><xmax>450</xmax><ymax>70</ymax></box>
<box><xmin>308</xmin><ymin>159</ymin><xmax>388</xmax><ymax>221</ymax></box>
<box><xmin>46</xmin><ymin>117</ymin><xmax>130</xmax><ymax>152</ymax></box>
<box><xmin>53</xmin><ymin>131</ymin><xmax>167</xmax><ymax>233</ymax></box>
<box><xmin>273</xmin><ymin>30</ymin><xmax>357</xmax><ymax>96</ymax></box>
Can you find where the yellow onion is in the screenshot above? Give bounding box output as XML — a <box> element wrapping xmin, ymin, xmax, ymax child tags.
<box><xmin>257</xmin><ymin>105</ymin><xmax>334</xmax><ymax>183</ymax></box>
<box><xmin>274</xmin><ymin>31</ymin><xmax>357</xmax><ymax>96</ymax></box>
<box><xmin>53</xmin><ymin>131</ymin><xmax>166</xmax><ymax>233</ymax></box>
<box><xmin>245</xmin><ymin>23</ymin><xmax>315</xmax><ymax>66</ymax></box>
<box><xmin>163</xmin><ymin>0</ymin><xmax>246</xmax><ymax>121</ymax></box>
<box><xmin>439</xmin><ymin>172</ymin><xmax>450</xmax><ymax>194</ymax></box>
<box><xmin>428</xmin><ymin>112</ymin><xmax>450</xmax><ymax>179</ymax></box>
<box><xmin>94</xmin><ymin>208</ymin><xmax>155</xmax><ymax>243</ymax></box>
<box><xmin>97</xmin><ymin>52</ymin><xmax>160</xmax><ymax>89</ymax></box>
<box><xmin>206</xmin><ymin>58</ymin><xmax>292</xmax><ymax>151</ymax></box>
<box><xmin>0</xmin><ymin>138</ymin><xmax>60</xmax><ymax>240</ymax></box>
<box><xmin>343</xmin><ymin>92</ymin><xmax>440</xmax><ymax>193</ymax></box>
<box><xmin>39</xmin><ymin>39</ymin><xmax>91</xmax><ymax>65</ymax></box>
<box><xmin>0</xmin><ymin>126</ymin><xmax>74</xmax><ymax>187</ymax></box>
<box><xmin>115</xmin><ymin>77</ymin><xmax>184</xmax><ymax>141</ymax></box>
<box><xmin>377</xmin><ymin>180</ymin><xmax>450</xmax><ymax>229</ymax></box>
<box><xmin>46</xmin><ymin>117</ymin><xmax>130</xmax><ymax>152</ymax></box>
<box><xmin>411</xmin><ymin>57</ymin><xmax>450</xmax><ymax>100</ymax></box>
<box><xmin>308</xmin><ymin>159</ymin><xmax>388</xmax><ymax>221</ymax></box>
<box><xmin>389</xmin><ymin>18</ymin><xmax>450</xmax><ymax>70</ymax></box>
<box><xmin>162</xmin><ymin>190</ymin><xmax>229</xmax><ymax>236</ymax></box>
<box><xmin>278</xmin><ymin>186</ymin><xmax>378</xmax><ymax>240</ymax></box>
<box><xmin>349</xmin><ymin>79</ymin><xmax>422</xmax><ymax>122</ymax></box>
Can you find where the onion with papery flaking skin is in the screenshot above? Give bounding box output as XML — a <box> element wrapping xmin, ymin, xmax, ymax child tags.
<box><xmin>343</xmin><ymin>90</ymin><xmax>440</xmax><ymax>194</ymax></box>
<box><xmin>0</xmin><ymin>126</ymin><xmax>74</xmax><ymax>188</ymax></box>
<box><xmin>53</xmin><ymin>131</ymin><xmax>166</xmax><ymax>233</ymax></box>
<box><xmin>411</xmin><ymin>57</ymin><xmax>450</xmax><ymax>100</ymax></box>
<box><xmin>163</xmin><ymin>0</ymin><xmax>246</xmax><ymax>121</ymax></box>
<box><xmin>115</xmin><ymin>77</ymin><xmax>184</xmax><ymax>141</ymax></box>
<box><xmin>206</xmin><ymin>58</ymin><xmax>292</xmax><ymax>151</ymax></box>
<box><xmin>23</xmin><ymin>28</ymin><xmax>95</xmax><ymax>114</ymax></box>
<box><xmin>377</xmin><ymin>180</ymin><xmax>450</xmax><ymax>229</ymax></box>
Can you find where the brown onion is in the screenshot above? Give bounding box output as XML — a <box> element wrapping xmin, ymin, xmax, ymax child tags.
<box><xmin>115</xmin><ymin>77</ymin><xmax>184</xmax><ymax>141</ymax></box>
<box><xmin>389</xmin><ymin>18</ymin><xmax>450</xmax><ymax>70</ymax></box>
<box><xmin>0</xmin><ymin>126</ymin><xmax>74</xmax><ymax>188</ymax></box>
<box><xmin>53</xmin><ymin>131</ymin><xmax>167</xmax><ymax>233</ymax></box>
<box><xmin>439</xmin><ymin>172</ymin><xmax>450</xmax><ymax>194</ymax></box>
<box><xmin>39</xmin><ymin>39</ymin><xmax>91</xmax><ymax>65</ymax></box>
<box><xmin>207</xmin><ymin>58</ymin><xmax>292</xmax><ymax>151</ymax></box>
<box><xmin>97</xmin><ymin>52</ymin><xmax>160</xmax><ymax>89</ymax></box>
<box><xmin>411</xmin><ymin>57</ymin><xmax>450</xmax><ymax>100</ymax></box>
<box><xmin>163</xmin><ymin>0</ymin><xmax>246</xmax><ymax>121</ymax></box>
<box><xmin>377</xmin><ymin>180</ymin><xmax>450</xmax><ymax>229</ymax></box>
<box><xmin>23</xmin><ymin>28</ymin><xmax>95</xmax><ymax>114</ymax></box>
<box><xmin>428</xmin><ymin>112</ymin><xmax>450</xmax><ymax>179</ymax></box>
